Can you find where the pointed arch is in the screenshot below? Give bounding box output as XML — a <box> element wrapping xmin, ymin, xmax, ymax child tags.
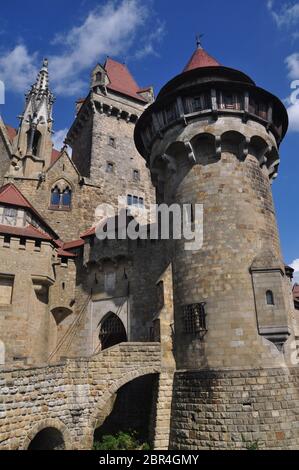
<box><xmin>50</xmin><ymin>179</ymin><xmax>73</xmax><ymax>210</ymax></box>
<box><xmin>99</xmin><ymin>312</ymin><xmax>127</xmax><ymax>351</ymax></box>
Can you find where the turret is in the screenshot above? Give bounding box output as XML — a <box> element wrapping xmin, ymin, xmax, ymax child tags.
<box><xmin>135</xmin><ymin>43</ymin><xmax>294</xmax><ymax>370</ymax></box>
<box><xmin>8</xmin><ymin>59</ymin><xmax>55</xmax><ymax>178</ymax></box>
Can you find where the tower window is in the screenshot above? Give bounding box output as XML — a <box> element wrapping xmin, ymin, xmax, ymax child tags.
<box><xmin>50</xmin><ymin>183</ymin><xmax>72</xmax><ymax>210</ymax></box>
<box><xmin>62</xmin><ymin>188</ymin><xmax>72</xmax><ymax>208</ymax></box>
<box><xmin>133</xmin><ymin>169</ymin><xmax>140</xmax><ymax>181</ymax></box>
<box><xmin>106</xmin><ymin>162</ymin><xmax>115</xmax><ymax>173</ymax></box>
<box><xmin>266</xmin><ymin>290</ymin><xmax>275</xmax><ymax>306</ymax></box>
<box><xmin>108</xmin><ymin>136</ymin><xmax>116</xmax><ymax>148</ymax></box>
<box><xmin>127</xmin><ymin>194</ymin><xmax>144</xmax><ymax>207</ymax></box>
<box><xmin>32</xmin><ymin>130</ymin><xmax>41</xmax><ymax>156</ymax></box>
<box><xmin>194</xmin><ymin>94</ymin><xmax>210</xmax><ymax>111</ymax></box>
<box><xmin>182</xmin><ymin>303</ymin><xmax>207</xmax><ymax>336</ymax></box>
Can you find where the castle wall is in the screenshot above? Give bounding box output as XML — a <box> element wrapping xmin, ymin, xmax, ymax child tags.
<box><xmin>0</xmin><ymin>237</ymin><xmax>54</xmax><ymax>365</ymax></box>
<box><xmin>60</xmin><ymin>238</ymin><xmax>172</xmax><ymax>359</ymax></box>
<box><xmin>0</xmin><ymin>343</ymin><xmax>162</xmax><ymax>450</ymax></box>
<box><xmin>170</xmin><ymin>368</ymin><xmax>299</xmax><ymax>450</ymax></box>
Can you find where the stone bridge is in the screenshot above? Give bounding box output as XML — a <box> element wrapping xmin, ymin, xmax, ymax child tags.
<box><xmin>0</xmin><ymin>343</ymin><xmax>174</xmax><ymax>450</ymax></box>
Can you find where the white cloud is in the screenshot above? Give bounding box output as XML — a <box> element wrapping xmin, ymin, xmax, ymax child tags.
<box><xmin>52</xmin><ymin>128</ymin><xmax>68</xmax><ymax>150</ymax></box>
<box><xmin>49</xmin><ymin>0</ymin><xmax>147</xmax><ymax>95</ymax></box>
<box><xmin>290</xmin><ymin>259</ymin><xmax>299</xmax><ymax>283</ymax></box>
<box><xmin>267</xmin><ymin>1</ymin><xmax>299</xmax><ymax>28</ymax></box>
<box><xmin>284</xmin><ymin>53</ymin><xmax>299</xmax><ymax>131</ymax></box>
<box><xmin>285</xmin><ymin>52</ymin><xmax>299</xmax><ymax>79</ymax></box>
<box><xmin>0</xmin><ymin>45</ymin><xmax>38</xmax><ymax>92</ymax></box>
<box><xmin>133</xmin><ymin>21</ymin><xmax>165</xmax><ymax>60</ymax></box>
<box><xmin>0</xmin><ymin>0</ymin><xmax>164</xmax><ymax>97</ymax></box>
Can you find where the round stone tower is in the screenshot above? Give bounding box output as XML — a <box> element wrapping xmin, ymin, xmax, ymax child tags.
<box><xmin>135</xmin><ymin>44</ymin><xmax>299</xmax><ymax>449</ymax></box>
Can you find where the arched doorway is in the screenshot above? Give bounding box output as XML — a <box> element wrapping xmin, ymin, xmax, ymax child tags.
<box><xmin>93</xmin><ymin>374</ymin><xmax>158</xmax><ymax>449</ymax></box>
<box><xmin>28</xmin><ymin>427</ymin><xmax>65</xmax><ymax>450</ymax></box>
<box><xmin>99</xmin><ymin>313</ymin><xmax>127</xmax><ymax>350</ymax></box>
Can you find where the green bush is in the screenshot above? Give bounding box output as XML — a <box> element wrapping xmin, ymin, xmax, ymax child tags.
<box><xmin>93</xmin><ymin>431</ymin><xmax>150</xmax><ymax>450</ymax></box>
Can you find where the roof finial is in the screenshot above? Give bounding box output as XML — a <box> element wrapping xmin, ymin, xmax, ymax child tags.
<box><xmin>42</xmin><ymin>58</ymin><xmax>48</xmax><ymax>70</ymax></box>
<box><xmin>196</xmin><ymin>33</ymin><xmax>204</xmax><ymax>49</ymax></box>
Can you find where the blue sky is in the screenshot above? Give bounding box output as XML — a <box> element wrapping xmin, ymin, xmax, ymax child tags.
<box><xmin>0</xmin><ymin>0</ymin><xmax>298</xmax><ymax>277</ymax></box>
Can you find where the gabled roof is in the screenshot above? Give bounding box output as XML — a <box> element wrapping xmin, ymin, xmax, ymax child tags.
<box><xmin>0</xmin><ymin>183</ymin><xmax>38</xmax><ymax>209</ymax></box>
<box><xmin>183</xmin><ymin>46</ymin><xmax>220</xmax><ymax>72</ymax></box>
<box><xmin>0</xmin><ymin>183</ymin><xmax>58</xmax><ymax>237</ymax></box>
<box><xmin>0</xmin><ymin>224</ymin><xmax>52</xmax><ymax>241</ymax></box>
<box><xmin>104</xmin><ymin>57</ymin><xmax>147</xmax><ymax>103</ymax></box>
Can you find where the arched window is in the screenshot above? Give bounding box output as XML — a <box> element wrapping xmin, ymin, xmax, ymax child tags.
<box><xmin>51</xmin><ymin>186</ymin><xmax>60</xmax><ymax>206</ymax></box>
<box><xmin>99</xmin><ymin>313</ymin><xmax>127</xmax><ymax>350</ymax></box>
<box><xmin>62</xmin><ymin>188</ymin><xmax>72</xmax><ymax>208</ymax></box>
<box><xmin>32</xmin><ymin>130</ymin><xmax>41</xmax><ymax>156</ymax></box>
<box><xmin>50</xmin><ymin>181</ymin><xmax>72</xmax><ymax>210</ymax></box>
<box><xmin>266</xmin><ymin>290</ymin><xmax>275</xmax><ymax>305</ymax></box>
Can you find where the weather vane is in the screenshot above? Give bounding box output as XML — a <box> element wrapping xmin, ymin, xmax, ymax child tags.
<box><xmin>196</xmin><ymin>33</ymin><xmax>204</xmax><ymax>49</ymax></box>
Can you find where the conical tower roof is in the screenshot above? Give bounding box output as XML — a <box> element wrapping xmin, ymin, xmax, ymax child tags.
<box><xmin>183</xmin><ymin>43</ymin><xmax>220</xmax><ymax>72</ymax></box>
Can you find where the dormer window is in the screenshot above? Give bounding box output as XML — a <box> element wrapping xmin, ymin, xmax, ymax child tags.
<box><xmin>2</xmin><ymin>208</ymin><xmax>17</xmax><ymax>226</ymax></box>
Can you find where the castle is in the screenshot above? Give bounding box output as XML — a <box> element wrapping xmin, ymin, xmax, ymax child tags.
<box><xmin>0</xmin><ymin>42</ymin><xmax>299</xmax><ymax>450</ymax></box>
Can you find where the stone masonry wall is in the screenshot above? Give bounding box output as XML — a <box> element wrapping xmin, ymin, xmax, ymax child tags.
<box><xmin>0</xmin><ymin>343</ymin><xmax>162</xmax><ymax>450</ymax></box>
<box><xmin>169</xmin><ymin>368</ymin><xmax>299</xmax><ymax>450</ymax></box>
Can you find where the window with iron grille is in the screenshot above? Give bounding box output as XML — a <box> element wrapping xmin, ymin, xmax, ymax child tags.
<box><xmin>182</xmin><ymin>302</ymin><xmax>207</xmax><ymax>335</ymax></box>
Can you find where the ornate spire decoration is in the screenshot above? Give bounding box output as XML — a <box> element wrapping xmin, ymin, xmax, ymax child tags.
<box><xmin>8</xmin><ymin>58</ymin><xmax>56</xmax><ymax>176</ymax></box>
<box><xmin>196</xmin><ymin>33</ymin><xmax>204</xmax><ymax>50</ymax></box>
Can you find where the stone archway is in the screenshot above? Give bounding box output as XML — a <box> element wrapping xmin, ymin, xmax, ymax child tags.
<box><xmin>83</xmin><ymin>367</ymin><xmax>161</xmax><ymax>449</ymax></box>
<box><xmin>21</xmin><ymin>419</ymin><xmax>73</xmax><ymax>450</ymax></box>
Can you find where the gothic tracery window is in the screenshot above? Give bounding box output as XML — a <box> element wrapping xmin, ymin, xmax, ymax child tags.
<box><xmin>50</xmin><ymin>181</ymin><xmax>72</xmax><ymax>210</ymax></box>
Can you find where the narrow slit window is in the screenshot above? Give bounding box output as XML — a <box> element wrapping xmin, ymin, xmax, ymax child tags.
<box><xmin>266</xmin><ymin>290</ymin><xmax>275</xmax><ymax>306</ymax></box>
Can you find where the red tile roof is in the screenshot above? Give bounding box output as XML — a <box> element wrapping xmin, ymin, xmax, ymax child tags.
<box><xmin>81</xmin><ymin>226</ymin><xmax>96</xmax><ymax>238</ymax></box>
<box><xmin>104</xmin><ymin>57</ymin><xmax>147</xmax><ymax>103</ymax></box>
<box><xmin>183</xmin><ymin>47</ymin><xmax>220</xmax><ymax>72</ymax></box>
<box><xmin>0</xmin><ymin>224</ymin><xmax>52</xmax><ymax>240</ymax></box>
<box><xmin>0</xmin><ymin>183</ymin><xmax>38</xmax><ymax>210</ymax></box>
<box><xmin>0</xmin><ymin>183</ymin><xmax>58</xmax><ymax>237</ymax></box>
<box><xmin>5</xmin><ymin>125</ymin><xmax>17</xmax><ymax>143</ymax></box>
<box><xmin>51</xmin><ymin>148</ymin><xmax>61</xmax><ymax>164</ymax></box>
<box><xmin>64</xmin><ymin>239</ymin><xmax>84</xmax><ymax>249</ymax></box>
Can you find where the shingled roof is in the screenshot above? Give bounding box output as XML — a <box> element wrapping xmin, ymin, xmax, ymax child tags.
<box><xmin>0</xmin><ymin>183</ymin><xmax>58</xmax><ymax>238</ymax></box>
<box><xmin>104</xmin><ymin>57</ymin><xmax>147</xmax><ymax>103</ymax></box>
<box><xmin>183</xmin><ymin>46</ymin><xmax>220</xmax><ymax>72</ymax></box>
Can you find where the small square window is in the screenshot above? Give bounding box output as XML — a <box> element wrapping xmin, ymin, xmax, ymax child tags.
<box><xmin>0</xmin><ymin>275</ymin><xmax>14</xmax><ymax>305</ymax></box>
<box><xmin>133</xmin><ymin>169</ymin><xmax>140</xmax><ymax>181</ymax></box>
<box><xmin>106</xmin><ymin>162</ymin><xmax>115</xmax><ymax>173</ymax></box>
<box><xmin>108</xmin><ymin>136</ymin><xmax>116</xmax><ymax>148</ymax></box>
